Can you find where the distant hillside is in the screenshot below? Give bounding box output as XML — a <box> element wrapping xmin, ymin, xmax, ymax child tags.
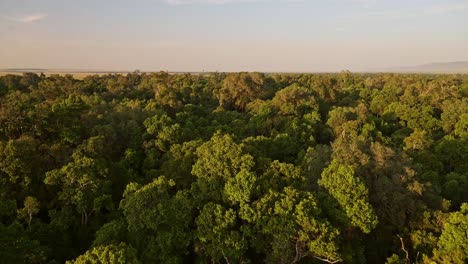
<box><xmin>390</xmin><ymin>61</ymin><xmax>468</xmax><ymax>73</ymax></box>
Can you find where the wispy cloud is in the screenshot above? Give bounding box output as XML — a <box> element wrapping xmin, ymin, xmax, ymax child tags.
<box><xmin>3</xmin><ymin>13</ymin><xmax>47</xmax><ymax>23</ymax></box>
<box><xmin>19</xmin><ymin>14</ymin><xmax>47</xmax><ymax>23</ymax></box>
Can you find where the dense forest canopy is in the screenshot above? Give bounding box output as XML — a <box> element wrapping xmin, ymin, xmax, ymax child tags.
<box><xmin>0</xmin><ymin>71</ymin><xmax>467</xmax><ymax>263</ymax></box>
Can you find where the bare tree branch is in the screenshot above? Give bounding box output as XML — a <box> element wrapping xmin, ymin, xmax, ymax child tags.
<box><xmin>397</xmin><ymin>234</ymin><xmax>410</xmax><ymax>264</ymax></box>
<box><xmin>311</xmin><ymin>255</ymin><xmax>342</xmax><ymax>264</ymax></box>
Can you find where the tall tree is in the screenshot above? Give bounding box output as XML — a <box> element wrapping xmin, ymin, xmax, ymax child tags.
<box><xmin>319</xmin><ymin>161</ymin><xmax>378</xmax><ymax>233</ymax></box>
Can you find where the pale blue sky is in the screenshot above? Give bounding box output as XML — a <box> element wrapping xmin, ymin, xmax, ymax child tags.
<box><xmin>1</xmin><ymin>0</ymin><xmax>467</xmax><ymax>71</ymax></box>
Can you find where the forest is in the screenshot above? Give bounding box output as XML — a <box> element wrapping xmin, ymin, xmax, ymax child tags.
<box><xmin>0</xmin><ymin>71</ymin><xmax>467</xmax><ymax>264</ymax></box>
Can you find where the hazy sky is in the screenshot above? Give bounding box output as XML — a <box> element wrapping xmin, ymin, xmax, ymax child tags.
<box><xmin>1</xmin><ymin>0</ymin><xmax>468</xmax><ymax>72</ymax></box>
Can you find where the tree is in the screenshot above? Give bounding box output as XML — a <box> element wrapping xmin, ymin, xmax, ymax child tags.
<box><xmin>191</xmin><ymin>133</ymin><xmax>254</xmax><ymax>203</ymax></box>
<box><xmin>0</xmin><ymin>222</ymin><xmax>47</xmax><ymax>264</ymax></box>
<box><xmin>143</xmin><ymin>112</ymin><xmax>182</xmax><ymax>152</ymax></box>
<box><xmin>195</xmin><ymin>202</ymin><xmax>248</xmax><ymax>263</ymax></box>
<box><xmin>66</xmin><ymin>243</ymin><xmax>140</xmax><ymax>264</ymax></box>
<box><xmin>319</xmin><ymin>161</ymin><xmax>378</xmax><ymax>233</ymax></box>
<box><xmin>441</xmin><ymin>98</ymin><xmax>468</xmax><ymax>135</ymax></box>
<box><xmin>120</xmin><ymin>177</ymin><xmax>193</xmax><ymax>263</ymax></box>
<box><xmin>326</xmin><ymin>107</ymin><xmax>357</xmax><ymax>137</ymax></box>
<box><xmin>435</xmin><ymin>137</ymin><xmax>468</xmax><ymax>174</ymax></box>
<box><xmin>258</xmin><ymin>160</ymin><xmax>305</xmax><ymax>193</ymax></box>
<box><xmin>454</xmin><ymin>113</ymin><xmax>468</xmax><ymax>138</ymax></box>
<box><xmin>0</xmin><ymin>136</ymin><xmax>41</xmax><ymax>198</ymax></box>
<box><xmin>17</xmin><ymin>196</ymin><xmax>40</xmax><ymax>228</ymax></box>
<box><xmin>403</xmin><ymin>129</ymin><xmax>432</xmax><ymax>151</ymax></box>
<box><xmin>93</xmin><ymin>219</ymin><xmax>128</xmax><ymax>247</ymax></box>
<box><xmin>216</xmin><ymin>72</ymin><xmax>265</xmax><ymax>111</ymax></box>
<box><xmin>240</xmin><ymin>187</ymin><xmax>342</xmax><ymax>264</ymax></box>
<box><xmin>0</xmin><ymin>72</ymin><xmax>467</xmax><ymax>263</ymax></box>
<box><xmin>271</xmin><ymin>84</ymin><xmax>318</xmax><ymax>116</ymax></box>
<box><xmin>44</xmin><ymin>137</ymin><xmax>112</xmax><ymax>226</ymax></box>
<box><xmin>159</xmin><ymin>140</ymin><xmax>202</xmax><ymax>189</ymax></box>
<box><xmin>429</xmin><ymin>203</ymin><xmax>468</xmax><ymax>263</ymax></box>
<box><xmin>301</xmin><ymin>145</ymin><xmax>332</xmax><ymax>189</ymax></box>
<box><xmin>46</xmin><ymin>95</ymin><xmax>86</xmax><ymax>144</ymax></box>
<box><xmin>224</xmin><ymin>169</ymin><xmax>257</xmax><ymax>205</ymax></box>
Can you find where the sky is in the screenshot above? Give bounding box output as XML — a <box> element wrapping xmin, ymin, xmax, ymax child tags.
<box><xmin>0</xmin><ymin>0</ymin><xmax>468</xmax><ymax>72</ymax></box>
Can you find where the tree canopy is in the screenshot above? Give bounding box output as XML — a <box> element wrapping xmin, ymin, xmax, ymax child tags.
<box><xmin>0</xmin><ymin>71</ymin><xmax>467</xmax><ymax>263</ymax></box>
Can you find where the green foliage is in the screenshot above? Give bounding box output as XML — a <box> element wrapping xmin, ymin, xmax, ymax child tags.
<box><xmin>0</xmin><ymin>136</ymin><xmax>40</xmax><ymax>189</ymax></box>
<box><xmin>0</xmin><ymin>72</ymin><xmax>467</xmax><ymax>263</ymax></box>
<box><xmin>0</xmin><ymin>222</ymin><xmax>48</xmax><ymax>264</ymax></box>
<box><xmin>159</xmin><ymin>140</ymin><xmax>202</xmax><ymax>188</ymax></box>
<box><xmin>195</xmin><ymin>203</ymin><xmax>247</xmax><ymax>263</ymax></box>
<box><xmin>17</xmin><ymin>196</ymin><xmax>40</xmax><ymax>228</ymax></box>
<box><xmin>271</xmin><ymin>84</ymin><xmax>318</xmax><ymax>116</ymax></box>
<box><xmin>242</xmin><ymin>187</ymin><xmax>342</xmax><ymax>263</ymax></box>
<box><xmin>435</xmin><ymin>137</ymin><xmax>468</xmax><ymax>174</ymax></box>
<box><xmin>224</xmin><ymin>169</ymin><xmax>257</xmax><ymax>204</ymax></box>
<box><xmin>120</xmin><ymin>177</ymin><xmax>193</xmax><ymax>263</ymax></box>
<box><xmin>44</xmin><ymin>137</ymin><xmax>112</xmax><ymax>225</ymax></box>
<box><xmin>66</xmin><ymin>243</ymin><xmax>140</xmax><ymax>264</ymax></box>
<box><xmin>216</xmin><ymin>72</ymin><xmax>266</xmax><ymax>111</ymax></box>
<box><xmin>441</xmin><ymin>98</ymin><xmax>468</xmax><ymax>135</ymax></box>
<box><xmin>192</xmin><ymin>133</ymin><xmax>254</xmax><ymax>179</ymax></box>
<box><xmin>319</xmin><ymin>161</ymin><xmax>378</xmax><ymax>233</ymax></box>
<box><xmin>258</xmin><ymin>160</ymin><xmax>305</xmax><ymax>192</ymax></box>
<box><xmin>93</xmin><ymin>219</ymin><xmax>128</xmax><ymax>247</ymax></box>
<box><xmin>430</xmin><ymin>203</ymin><xmax>468</xmax><ymax>263</ymax></box>
<box><xmin>385</xmin><ymin>254</ymin><xmax>406</xmax><ymax>264</ymax></box>
<box><xmin>192</xmin><ymin>133</ymin><xmax>254</xmax><ymax>203</ymax></box>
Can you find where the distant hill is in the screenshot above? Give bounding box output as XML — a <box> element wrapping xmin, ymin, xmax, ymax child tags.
<box><xmin>388</xmin><ymin>61</ymin><xmax>468</xmax><ymax>73</ymax></box>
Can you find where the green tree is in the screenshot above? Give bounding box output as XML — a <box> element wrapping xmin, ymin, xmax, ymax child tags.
<box><xmin>216</xmin><ymin>72</ymin><xmax>265</xmax><ymax>111</ymax></box>
<box><xmin>319</xmin><ymin>161</ymin><xmax>378</xmax><ymax>233</ymax></box>
<box><xmin>17</xmin><ymin>196</ymin><xmax>40</xmax><ymax>228</ymax></box>
<box><xmin>191</xmin><ymin>133</ymin><xmax>254</xmax><ymax>203</ymax></box>
<box><xmin>430</xmin><ymin>203</ymin><xmax>468</xmax><ymax>263</ymax></box>
<box><xmin>93</xmin><ymin>219</ymin><xmax>128</xmax><ymax>247</ymax></box>
<box><xmin>44</xmin><ymin>138</ymin><xmax>111</xmax><ymax>226</ymax></box>
<box><xmin>0</xmin><ymin>222</ymin><xmax>47</xmax><ymax>264</ymax></box>
<box><xmin>241</xmin><ymin>187</ymin><xmax>342</xmax><ymax>264</ymax></box>
<box><xmin>159</xmin><ymin>140</ymin><xmax>202</xmax><ymax>188</ymax></box>
<box><xmin>120</xmin><ymin>177</ymin><xmax>193</xmax><ymax>263</ymax></box>
<box><xmin>0</xmin><ymin>136</ymin><xmax>41</xmax><ymax>192</ymax></box>
<box><xmin>66</xmin><ymin>243</ymin><xmax>140</xmax><ymax>264</ymax></box>
<box><xmin>271</xmin><ymin>84</ymin><xmax>318</xmax><ymax>116</ymax></box>
<box><xmin>441</xmin><ymin>98</ymin><xmax>468</xmax><ymax>135</ymax></box>
<box><xmin>403</xmin><ymin>129</ymin><xmax>432</xmax><ymax>151</ymax></box>
<box><xmin>224</xmin><ymin>169</ymin><xmax>257</xmax><ymax>204</ymax></box>
<box><xmin>195</xmin><ymin>202</ymin><xmax>248</xmax><ymax>263</ymax></box>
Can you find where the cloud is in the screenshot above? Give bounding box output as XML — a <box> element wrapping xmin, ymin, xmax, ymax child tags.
<box><xmin>3</xmin><ymin>13</ymin><xmax>47</xmax><ymax>23</ymax></box>
<box><xmin>18</xmin><ymin>14</ymin><xmax>47</xmax><ymax>23</ymax></box>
